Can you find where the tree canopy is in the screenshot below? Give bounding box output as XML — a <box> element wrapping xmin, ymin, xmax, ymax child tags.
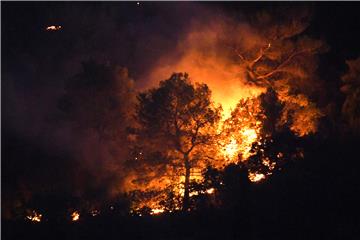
<box><xmin>133</xmin><ymin>73</ymin><xmax>221</xmax><ymax>211</ymax></box>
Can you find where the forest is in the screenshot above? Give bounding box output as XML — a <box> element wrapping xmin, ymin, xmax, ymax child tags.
<box><xmin>2</xmin><ymin>2</ymin><xmax>360</xmax><ymax>240</ymax></box>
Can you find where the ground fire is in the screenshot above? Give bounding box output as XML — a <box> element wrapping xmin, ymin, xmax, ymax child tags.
<box><xmin>71</xmin><ymin>211</ymin><xmax>80</xmax><ymax>222</ymax></box>
<box><xmin>45</xmin><ymin>25</ymin><xmax>62</xmax><ymax>31</ymax></box>
<box><xmin>25</xmin><ymin>210</ymin><xmax>42</xmax><ymax>223</ymax></box>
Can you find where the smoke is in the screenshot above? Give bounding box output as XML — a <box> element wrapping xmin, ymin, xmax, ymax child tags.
<box><xmin>139</xmin><ymin>6</ymin><xmax>324</xmax><ymax>127</ymax></box>
<box><xmin>2</xmin><ymin>3</ymin><xmax>211</xmax><ymax>210</ymax></box>
<box><xmin>140</xmin><ymin>15</ymin><xmax>266</xmax><ymax>118</ymax></box>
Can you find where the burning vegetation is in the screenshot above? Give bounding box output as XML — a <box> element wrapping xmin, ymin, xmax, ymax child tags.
<box><xmin>71</xmin><ymin>211</ymin><xmax>80</xmax><ymax>222</ymax></box>
<box><xmin>3</xmin><ymin>3</ymin><xmax>360</xmax><ymax>240</ymax></box>
<box><xmin>6</xmin><ymin>6</ymin><xmax>346</xmax><ymax>223</ymax></box>
<box><xmin>123</xmin><ymin>10</ymin><xmax>325</xmax><ymax>214</ymax></box>
<box><xmin>25</xmin><ymin>210</ymin><xmax>42</xmax><ymax>223</ymax></box>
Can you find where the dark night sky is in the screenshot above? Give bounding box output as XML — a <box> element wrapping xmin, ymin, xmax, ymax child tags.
<box><xmin>2</xmin><ymin>2</ymin><xmax>360</xmax><ymax>200</ymax></box>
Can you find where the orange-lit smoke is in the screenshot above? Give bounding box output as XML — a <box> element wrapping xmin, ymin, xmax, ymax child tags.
<box><xmin>128</xmin><ymin>17</ymin><xmax>268</xmax><ymax>213</ymax></box>
<box><xmin>140</xmin><ymin>18</ymin><xmax>266</xmax><ymax>119</ymax></box>
<box><xmin>129</xmin><ymin>13</ymin><xmax>322</xmax><ymax>213</ymax></box>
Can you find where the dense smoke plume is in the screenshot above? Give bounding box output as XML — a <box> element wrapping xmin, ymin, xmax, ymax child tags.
<box><xmin>141</xmin><ymin>16</ymin><xmax>265</xmax><ymax>118</ymax></box>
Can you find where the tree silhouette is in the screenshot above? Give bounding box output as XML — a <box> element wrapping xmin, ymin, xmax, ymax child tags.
<box><xmin>245</xmin><ymin>89</ymin><xmax>304</xmax><ymax>178</ymax></box>
<box><xmin>135</xmin><ymin>73</ymin><xmax>221</xmax><ymax>211</ymax></box>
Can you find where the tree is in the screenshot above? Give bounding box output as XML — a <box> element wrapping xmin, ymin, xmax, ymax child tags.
<box><xmin>220</xmin><ymin>96</ymin><xmax>265</xmax><ymax>163</ymax></box>
<box><xmin>135</xmin><ymin>73</ymin><xmax>221</xmax><ymax>211</ymax></box>
<box><xmin>240</xmin><ymin>89</ymin><xmax>304</xmax><ymax>178</ymax></box>
<box><xmin>235</xmin><ymin>10</ymin><xmax>326</xmax><ymax>137</ymax></box>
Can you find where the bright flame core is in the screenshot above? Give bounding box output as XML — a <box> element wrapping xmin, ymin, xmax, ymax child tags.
<box><xmin>248</xmin><ymin>172</ymin><xmax>266</xmax><ymax>182</ymax></box>
<box><xmin>239</xmin><ymin>127</ymin><xmax>258</xmax><ymax>159</ymax></box>
<box><xmin>151</xmin><ymin>208</ymin><xmax>165</xmax><ymax>215</ymax></box>
<box><xmin>26</xmin><ymin>210</ymin><xmax>42</xmax><ymax>222</ymax></box>
<box><xmin>222</xmin><ymin>137</ymin><xmax>239</xmax><ymax>161</ymax></box>
<box><xmin>71</xmin><ymin>211</ymin><xmax>80</xmax><ymax>221</ymax></box>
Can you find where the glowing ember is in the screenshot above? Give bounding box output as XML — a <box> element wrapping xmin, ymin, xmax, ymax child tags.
<box><xmin>248</xmin><ymin>172</ymin><xmax>266</xmax><ymax>182</ymax></box>
<box><xmin>263</xmin><ymin>158</ymin><xmax>276</xmax><ymax>170</ymax></box>
<box><xmin>206</xmin><ymin>188</ymin><xmax>215</xmax><ymax>194</ymax></box>
<box><xmin>45</xmin><ymin>25</ymin><xmax>62</xmax><ymax>31</ymax></box>
<box><xmin>71</xmin><ymin>211</ymin><xmax>80</xmax><ymax>221</ymax></box>
<box><xmin>90</xmin><ymin>209</ymin><xmax>100</xmax><ymax>217</ymax></box>
<box><xmin>26</xmin><ymin>210</ymin><xmax>42</xmax><ymax>222</ymax></box>
<box><xmin>150</xmin><ymin>208</ymin><xmax>165</xmax><ymax>215</ymax></box>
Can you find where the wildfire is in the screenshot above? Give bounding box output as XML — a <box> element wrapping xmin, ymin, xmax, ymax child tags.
<box><xmin>240</xmin><ymin>128</ymin><xmax>258</xmax><ymax>157</ymax></box>
<box><xmin>263</xmin><ymin>157</ymin><xmax>276</xmax><ymax>170</ymax></box>
<box><xmin>248</xmin><ymin>172</ymin><xmax>266</xmax><ymax>182</ymax></box>
<box><xmin>206</xmin><ymin>188</ymin><xmax>215</xmax><ymax>194</ymax></box>
<box><xmin>128</xmin><ymin>95</ymin><xmax>266</xmax><ymax>214</ymax></box>
<box><xmin>223</xmin><ymin>137</ymin><xmax>239</xmax><ymax>161</ymax></box>
<box><xmin>71</xmin><ymin>211</ymin><xmax>80</xmax><ymax>221</ymax></box>
<box><xmin>45</xmin><ymin>25</ymin><xmax>62</xmax><ymax>31</ymax></box>
<box><xmin>26</xmin><ymin>210</ymin><xmax>42</xmax><ymax>223</ymax></box>
<box><xmin>150</xmin><ymin>208</ymin><xmax>165</xmax><ymax>215</ymax></box>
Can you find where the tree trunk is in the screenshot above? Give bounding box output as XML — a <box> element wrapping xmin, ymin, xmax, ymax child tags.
<box><xmin>182</xmin><ymin>153</ymin><xmax>191</xmax><ymax>212</ymax></box>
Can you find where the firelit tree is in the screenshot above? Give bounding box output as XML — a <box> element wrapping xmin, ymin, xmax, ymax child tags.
<box><xmin>235</xmin><ymin>9</ymin><xmax>326</xmax><ymax>137</ymax></box>
<box><xmin>135</xmin><ymin>73</ymin><xmax>221</xmax><ymax>211</ymax></box>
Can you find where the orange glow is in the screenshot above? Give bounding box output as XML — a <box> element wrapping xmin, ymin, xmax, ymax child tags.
<box><xmin>150</xmin><ymin>208</ymin><xmax>165</xmax><ymax>215</ymax></box>
<box><xmin>223</xmin><ymin>137</ymin><xmax>239</xmax><ymax>160</ymax></box>
<box><xmin>26</xmin><ymin>210</ymin><xmax>42</xmax><ymax>222</ymax></box>
<box><xmin>71</xmin><ymin>211</ymin><xmax>80</xmax><ymax>221</ymax></box>
<box><xmin>263</xmin><ymin>157</ymin><xmax>276</xmax><ymax>171</ymax></box>
<box><xmin>248</xmin><ymin>172</ymin><xmax>266</xmax><ymax>182</ymax></box>
<box><xmin>128</xmin><ymin>16</ymin><xmax>321</xmax><ymax>213</ymax></box>
<box><xmin>206</xmin><ymin>188</ymin><xmax>215</xmax><ymax>194</ymax></box>
<box><xmin>239</xmin><ymin>127</ymin><xmax>258</xmax><ymax>159</ymax></box>
<box><xmin>128</xmin><ymin>96</ymin><xmax>264</xmax><ymax>212</ymax></box>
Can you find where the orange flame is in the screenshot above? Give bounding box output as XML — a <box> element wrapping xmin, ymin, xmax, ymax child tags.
<box><xmin>26</xmin><ymin>210</ymin><xmax>42</xmax><ymax>222</ymax></box>
<box><xmin>71</xmin><ymin>211</ymin><xmax>80</xmax><ymax>221</ymax></box>
<box><xmin>248</xmin><ymin>172</ymin><xmax>266</xmax><ymax>182</ymax></box>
